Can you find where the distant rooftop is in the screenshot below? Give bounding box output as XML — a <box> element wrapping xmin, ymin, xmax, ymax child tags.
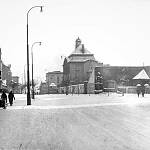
<box><xmin>67</xmin><ymin>37</ymin><xmax>95</xmax><ymax>62</ymax></box>
<box><xmin>133</xmin><ymin>69</ymin><xmax>150</xmax><ymax>80</ymax></box>
<box><xmin>69</xmin><ymin>44</ymin><xmax>92</xmax><ymax>56</ymax></box>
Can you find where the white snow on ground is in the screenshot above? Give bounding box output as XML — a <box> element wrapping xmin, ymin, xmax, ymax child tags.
<box><xmin>6</xmin><ymin>93</ymin><xmax>150</xmax><ymax>110</ymax></box>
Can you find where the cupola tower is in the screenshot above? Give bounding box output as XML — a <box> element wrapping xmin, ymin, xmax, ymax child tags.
<box><xmin>75</xmin><ymin>37</ymin><xmax>81</xmax><ymax>48</ymax></box>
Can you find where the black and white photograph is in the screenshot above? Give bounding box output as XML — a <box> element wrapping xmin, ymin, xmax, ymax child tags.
<box><xmin>1</xmin><ymin>0</ymin><xmax>150</xmax><ymax>149</ymax></box>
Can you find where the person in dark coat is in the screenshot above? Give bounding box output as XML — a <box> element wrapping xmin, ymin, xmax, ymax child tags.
<box><xmin>8</xmin><ymin>91</ymin><xmax>15</xmax><ymax>106</ymax></box>
<box><xmin>1</xmin><ymin>91</ymin><xmax>7</xmax><ymax>108</ymax></box>
<box><xmin>141</xmin><ymin>85</ymin><xmax>145</xmax><ymax>97</ymax></box>
<box><xmin>1</xmin><ymin>91</ymin><xmax>7</xmax><ymax>102</ymax></box>
<box><xmin>136</xmin><ymin>86</ymin><xmax>141</xmax><ymax>97</ymax></box>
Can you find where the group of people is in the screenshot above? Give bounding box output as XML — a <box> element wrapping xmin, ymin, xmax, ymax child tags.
<box><xmin>137</xmin><ymin>85</ymin><xmax>145</xmax><ymax>97</ymax></box>
<box><xmin>1</xmin><ymin>90</ymin><xmax>15</xmax><ymax>106</ymax></box>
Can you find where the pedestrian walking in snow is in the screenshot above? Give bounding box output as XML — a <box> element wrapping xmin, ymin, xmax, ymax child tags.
<box><xmin>1</xmin><ymin>91</ymin><xmax>7</xmax><ymax>103</ymax></box>
<box><xmin>141</xmin><ymin>85</ymin><xmax>145</xmax><ymax>97</ymax></box>
<box><xmin>136</xmin><ymin>84</ymin><xmax>141</xmax><ymax>97</ymax></box>
<box><xmin>1</xmin><ymin>91</ymin><xmax>7</xmax><ymax>109</ymax></box>
<box><xmin>8</xmin><ymin>91</ymin><xmax>15</xmax><ymax>106</ymax></box>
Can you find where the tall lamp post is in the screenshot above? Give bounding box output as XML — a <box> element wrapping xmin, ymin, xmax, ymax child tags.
<box><xmin>24</xmin><ymin>64</ymin><xmax>27</xmax><ymax>94</ymax></box>
<box><xmin>31</xmin><ymin>42</ymin><xmax>41</xmax><ymax>99</ymax></box>
<box><xmin>27</xmin><ymin>6</ymin><xmax>43</xmax><ymax>105</ymax></box>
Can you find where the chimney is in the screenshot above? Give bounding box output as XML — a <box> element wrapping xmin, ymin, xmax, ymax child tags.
<box><xmin>81</xmin><ymin>44</ymin><xmax>85</xmax><ymax>53</ymax></box>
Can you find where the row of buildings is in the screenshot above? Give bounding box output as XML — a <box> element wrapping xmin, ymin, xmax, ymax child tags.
<box><xmin>0</xmin><ymin>48</ymin><xmax>20</xmax><ymax>93</ymax></box>
<box><xmin>40</xmin><ymin>37</ymin><xmax>150</xmax><ymax>94</ymax></box>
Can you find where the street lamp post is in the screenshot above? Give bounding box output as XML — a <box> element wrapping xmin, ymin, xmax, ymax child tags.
<box><xmin>24</xmin><ymin>64</ymin><xmax>27</xmax><ymax>92</ymax></box>
<box><xmin>27</xmin><ymin>6</ymin><xmax>43</xmax><ymax>105</ymax></box>
<box><xmin>31</xmin><ymin>42</ymin><xmax>41</xmax><ymax>99</ymax></box>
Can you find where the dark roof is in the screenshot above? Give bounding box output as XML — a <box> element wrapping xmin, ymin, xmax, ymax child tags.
<box><xmin>97</xmin><ymin>66</ymin><xmax>150</xmax><ymax>82</ymax></box>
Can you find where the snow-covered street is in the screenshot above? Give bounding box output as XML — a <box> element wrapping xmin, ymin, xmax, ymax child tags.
<box><xmin>1</xmin><ymin>93</ymin><xmax>150</xmax><ymax>149</ymax></box>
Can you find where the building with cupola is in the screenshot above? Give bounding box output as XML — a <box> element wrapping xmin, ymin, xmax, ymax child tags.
<box><xmin>62</xmin><ymin>37</ymin><xmax>102</xmax><ymax>86</ymax></box>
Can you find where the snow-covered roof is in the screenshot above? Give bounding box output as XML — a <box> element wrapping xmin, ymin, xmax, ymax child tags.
<box><xmin>69</xmin><ymin>44</ymin><xmax>92</xmax><ymax>56</ymax></box>
<box><xmin>133</xmin><ymin>69</ymin><xmax>150</xmax><ymax>79</ymax></box>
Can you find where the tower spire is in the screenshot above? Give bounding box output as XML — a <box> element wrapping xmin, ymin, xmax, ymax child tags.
<box><xmin>75</xmin><ymin>37</ymin><xmax>81</xmax><ymax>48</ymax></box>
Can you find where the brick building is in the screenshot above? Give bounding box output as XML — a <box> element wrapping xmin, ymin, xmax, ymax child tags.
<box><xmin>92</xmin><ymin>66</ymin><xmax>150</xmax><ymax>94</ymax></box>
<box><xmin>46</xmin><ymin>71</ymin><xmax>63</xmax><ymax>87</ymax></box>
<box><xmin>38</xmin><ymin>71</ymin><xmax>63</xmax><ymax>94</ymax></box>
<box><xmin>63</xmin><ymin>37</ymin><xmax>102</xmax><ymax>86</ymax></box>
<box><xmin>96</xmin><ymin>66</ymin><xmax>150</xmax><ymax>86</ymax></box>
<box><xmin>0</xmin><ymin>49</ymin><xmax>12</xmax><ymax>91</ymax></box>
<box><xmin>12</xmin><ymin>76</ymin><xmax>19</xmax><ymax>84</ymax></box>
<box><xmin>2</xmin><ymin>64</ymin><xmax>12</xmax><ymax>87</ymax></box>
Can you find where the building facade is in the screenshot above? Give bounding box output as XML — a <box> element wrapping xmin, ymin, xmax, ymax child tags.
<box><xmin>93</xmin><ymin>66</ymin><xmax>150</xmax><ymax>93</ymax></box>
<box><xmin>12</xmin><ymin>76</ymin><xmax>19</xmax><ymax>84</ymax></box>
<box><xmin>63</xmin><ymin>37</ymin><xmax>102</xmax><ymax>86</ymax></box>
<box><xmin>96</xmin><ymin>66</ymin><xmax>150</xmax><ymax>86</ymax></box>
<box><xmin>1</xmin><ymin>51</ymin><xmax>12</xmax><ymax>91</ymax></box>
<box><xmin>46</xmin><ymin>71</ymin><xmax>63</xmax><ymax>87</ymax></box>
<box><xmin>39</xmin><ymin>71</ymin><xmax>63</xmax><ymax>94</ymax></box>
<box><xmin>2</xmin><ymin>64</ymin><xmax>12</xmax><ymax>87</ymax></box>
<box><xmin>11</xmin><ymin>76</ymin><xmax>21</xmax><ymax>93</ymax></box>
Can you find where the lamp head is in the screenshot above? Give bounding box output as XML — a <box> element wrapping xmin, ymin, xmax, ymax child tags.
<box><xmin>39</xmin><ymin>42</ymin><xmax>42</xmax><ymax>46</ymax></box>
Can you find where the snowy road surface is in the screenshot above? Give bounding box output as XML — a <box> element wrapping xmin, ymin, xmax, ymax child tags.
<box><xmin>0</xmin><ymin>93</ymin><xmax>150</xmax><ymax>150</ymax></box>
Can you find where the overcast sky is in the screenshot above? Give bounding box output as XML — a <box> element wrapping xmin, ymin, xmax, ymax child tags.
<box><xmin>1</xmin><ymin>0</ymin><xmax>150</xmax><ymax>83</ymax></box>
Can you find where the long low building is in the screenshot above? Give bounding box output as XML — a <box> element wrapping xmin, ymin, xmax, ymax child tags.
<box><xmin>96</xmin><ymin>66</ymin><xmax>150</xmax><ymax>86</ymax></box>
